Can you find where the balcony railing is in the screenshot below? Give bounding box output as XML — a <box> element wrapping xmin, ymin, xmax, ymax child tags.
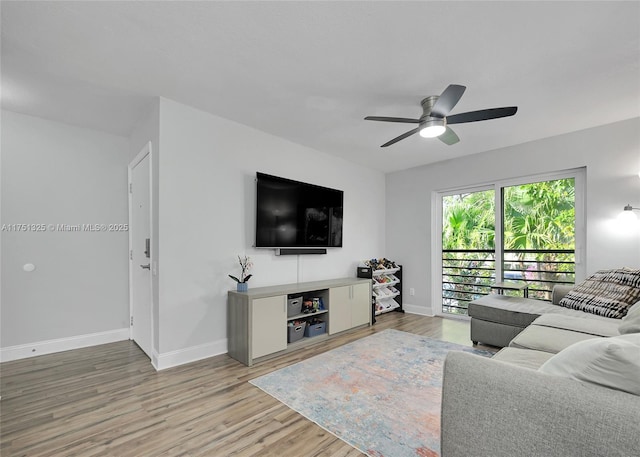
<box><xmin>442</xmin><ymin>249</ymin><xmax>575</xmax><ymax>315</ymax></box>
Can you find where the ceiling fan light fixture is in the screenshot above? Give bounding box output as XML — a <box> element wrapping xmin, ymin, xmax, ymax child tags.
<box><xmin>364</xmin><ymin>84</ymin><xmax>518</xmax><ymax>147</ymax></box>
<box><xmin>419</xmin><ymin>119</ymin><xmax>446</xmax><ymax>138</ymax></box>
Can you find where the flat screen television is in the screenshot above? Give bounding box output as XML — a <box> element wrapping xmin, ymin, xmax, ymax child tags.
<box><xmin>255</xmin><ymin>172</ymin><xmax>343</xmax><ymax>248</ymax></box>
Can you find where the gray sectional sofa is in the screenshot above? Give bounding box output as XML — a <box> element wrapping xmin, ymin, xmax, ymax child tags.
<box><xmin>441</xmin><ymin>275</ymin><xmax>640</xmax><ymax>457</ymax></box>
<box><xmin>467</xmin><ymin>284</ymin><xmax>617</xmax><ymax>348</ymax></box>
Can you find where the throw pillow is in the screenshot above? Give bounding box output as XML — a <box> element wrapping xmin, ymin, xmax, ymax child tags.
<box><xmin>538</xmin><ymin>334</ymin><xmax>640</xmax><ymax>396</ymax></box>
<box><xmin>619</xmin><ymin>301</ymin><xmax>640</xmax><ymax>334</ymax></box>
<box><xmin>558</xmin><ymin>268</ymin><xmax>640</xmax><ymax>319</ymax></box>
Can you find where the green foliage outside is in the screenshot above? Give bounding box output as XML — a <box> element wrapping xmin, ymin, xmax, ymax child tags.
<box><xmin>503</xmin><ymin>179</ymin><xmax>575</xmax><ymax>251</ymax></box>
<box><xmin>442</xmin><ymin>189</ymin><xmax>495</xmax><ymax>251</ymax></box>
<box><xmin>442</xmin><ymin>178</ymin><xmax>576</xmax><ymax>313</ymax></box>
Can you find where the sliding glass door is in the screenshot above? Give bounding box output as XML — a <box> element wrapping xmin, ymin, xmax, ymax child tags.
<box><xmin>439</xmin><ymin>170</ymin><xmax>582</xmax><ymax>315</ymax></box>
<box><xmin>502</xmin><ymin>178</ymin><xmax>576</xmax><ymax>301</ymax></box>
<box><xmin>441</xmin><ymin>189</ymin><xmax>495</xmax><ymax>315</ymax></box>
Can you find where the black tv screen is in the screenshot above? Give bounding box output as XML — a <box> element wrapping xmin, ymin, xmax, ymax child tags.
<box><xmin>255</xmin><ymin>172</ymin><xmax>343</xmax><ymax>248</ymax></box>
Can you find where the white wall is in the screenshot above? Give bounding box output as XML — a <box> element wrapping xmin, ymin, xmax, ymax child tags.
<box><xmin>153</xmin><ymin>98</ymin><xmax>385</xmax><ymax>366</ymax></box>
<box><xmin>0</xmin><ymin>100</ymin><xmax>385</xmax><ymax>367</ymax></box>
<box><xmin>6</xmin><ymin>101</ymin><xmax>634</xmax><ymax>366</ymax></box>
<box><xmin>387</xmin><ymin>118</ymin><xmax>640</xmax><ymax>316</ymax></box>
<box><xmin>1</xmin><ymin>111</ymin><xmax>131</xmax><ymax>359</ymax></box>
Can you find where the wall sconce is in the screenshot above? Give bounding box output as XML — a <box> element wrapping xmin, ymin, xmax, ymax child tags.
<box><xmin>618</xmin><ymin>204</ymin><xmax>640</xmax><ymax>222</ymax></box>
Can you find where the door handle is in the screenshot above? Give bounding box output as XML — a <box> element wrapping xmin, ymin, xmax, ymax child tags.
<box><xmin>140</xmin><ymin>264</ymin><xmax>151</xmax><ymax>270</ymax></box>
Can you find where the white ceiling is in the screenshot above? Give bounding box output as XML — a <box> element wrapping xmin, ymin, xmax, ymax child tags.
<box><xmin>2</xmin><ymin>1</ymin><xmax>639</xmax><ymax>172</ymax></box>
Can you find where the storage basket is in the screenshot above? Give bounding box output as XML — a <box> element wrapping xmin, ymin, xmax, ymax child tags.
<box><xmin>287</xmin><ymin>321</ymin><xmax>306</xmax><ymax>343</ymax></box>
<box><xmin>287</xmin><ymin>296</ymin><xmax>303</xmax><ymax>317</ymax></box>
<box><xmin>304</xmin><ymin>321</ymin><xmax>326</xmax><ymax>338</ymax></box>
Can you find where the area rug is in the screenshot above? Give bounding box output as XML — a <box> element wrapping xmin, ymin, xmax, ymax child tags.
<box><xmin>249</xmin><ymin>329</ymin><xmax>493</xmax><ymax>457</ymax></box>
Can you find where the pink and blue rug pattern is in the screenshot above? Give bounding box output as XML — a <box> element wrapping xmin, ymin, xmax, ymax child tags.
<box><xmin>250</xmin><ymin>329</ymin><xmax>493</xmax><ymax>457</ymax></box>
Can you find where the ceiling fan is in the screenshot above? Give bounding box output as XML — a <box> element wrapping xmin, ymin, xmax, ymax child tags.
<box><xmin>364</xmin><ymin>84</ymin><xmax>517</xmax><ymax>147</ymax></box>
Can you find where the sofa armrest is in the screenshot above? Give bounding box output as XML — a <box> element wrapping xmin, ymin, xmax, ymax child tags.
<box><xmin>441</xmin><ymin>351</ymin><xmax>640</xmax><ymax>457</ymax></box>
<box><xmin>551</xmin><ymin>284</ymin><xmax>574</xmax><ymax>304</ymax></box>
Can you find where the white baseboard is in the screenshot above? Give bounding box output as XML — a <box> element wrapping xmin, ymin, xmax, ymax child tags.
<box><xmin>402</xmin><ymin>303</ymin><xmax>435</xmax><ymax>317</ymax></box>
<box><xmin>0</xmin><ymin>328</ymin><xmax>130</xmax><ymax>363</ymax></box>
<box><xmin>1</xmin><ymin>331</ymin><xmax>229</xmax><ymax>370</ymax></box>
<box><xmin>153</xmin><ymin>338</ymin><xmax>228</xmax><ymax>371</ymax></box>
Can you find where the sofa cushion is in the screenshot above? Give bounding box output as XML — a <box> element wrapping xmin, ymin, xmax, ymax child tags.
<box><xmin>538</xmin><ymin>334</ymin><xmax>640</xmax><ymax>396</ymax></box>
<box><xmin>509</xmin><ymin>325</ymin><xmax>603</xmax><ymax>353</ymax></box>
<box><xmin>558</xmin><ymin>268</ymin><xmax>640</xmax><ymax>319</ymax></box>
<box><xmin>530</xmin><ymin>313</ymin><xmax>620</xmax><ymax>337</ymax></box>
<box><xmin>619</xmin><ymin>301</ymin><xmax>640</xmax><ymax>334</ymax></box>
<box><xmin>491</xmin><ymin>347</ymin><xmax>555</xmax><ymax>370</ymax></box>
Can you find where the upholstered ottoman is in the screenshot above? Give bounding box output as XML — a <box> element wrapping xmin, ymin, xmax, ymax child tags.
<box><xmin>467</xmin><ymin>294</ymin><xmax>566</xmax><ymax>347</ymax></box>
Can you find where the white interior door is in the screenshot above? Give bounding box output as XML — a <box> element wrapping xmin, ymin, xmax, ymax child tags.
<box><xmin>129</xmin><ymin>143</ymin><xmax>153</xmax><ymax>359</ymax></box>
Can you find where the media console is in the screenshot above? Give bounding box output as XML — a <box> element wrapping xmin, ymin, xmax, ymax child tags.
<box><xmin>227</xmin><ymin>277</ymin><xmax>372</xmax><ymax>366</ymax></box>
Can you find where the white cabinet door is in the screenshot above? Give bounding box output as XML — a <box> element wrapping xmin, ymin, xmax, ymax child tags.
<box><xmin>329</xmin><ymin>283</ymin><xmax>371</xmax><ymax>334</ymax></box>
<box><xmin>252</xmin><ymin>295</ymin><xmax>287</xmax><ymax>359</ymax></box>
<box><xmin>351</xmin><ymin>282</ymin><xmax>371</xmax><ymax>327</ymax></box>
<box><xmin>328</xmin><ymin>286</ymin><xmax>352</xmax><ymax>335</ymax></box>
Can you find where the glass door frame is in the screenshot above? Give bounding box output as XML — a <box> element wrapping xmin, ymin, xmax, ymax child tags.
<box><xmin>432</xmin><ymin>167</ymin><xmax>586</xmax><ymax>318</ymax></box>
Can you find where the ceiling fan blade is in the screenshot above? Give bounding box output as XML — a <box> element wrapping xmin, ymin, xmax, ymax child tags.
<box><xmin>365</xmin><ymin>116</ymin><xmax>421</xmax><ymax>124</ymax></box>
<box><xmin>438</xmin><ymin>127</ymin><xmax>460</xmax><ymax>145</ymax></box>
<box><xmin>381</xmin><ymin>127</ymin><xmax>421</xmax><ymax>147</ymax></box>
<box><xmin>446</xmin><ymin>106</ymin><xmax>518</xmax><ymax>124</ymax></box>
<box><xmin>430</xmin><ymin>84</ymin><xmax>466</xmax><ymax>118</ymax></box>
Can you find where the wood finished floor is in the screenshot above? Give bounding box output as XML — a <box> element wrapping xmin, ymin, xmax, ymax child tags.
<box><xmin>1</xmin><ymin>313</ymin><xmax>495</xmax><ymax>457</ymax></box>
